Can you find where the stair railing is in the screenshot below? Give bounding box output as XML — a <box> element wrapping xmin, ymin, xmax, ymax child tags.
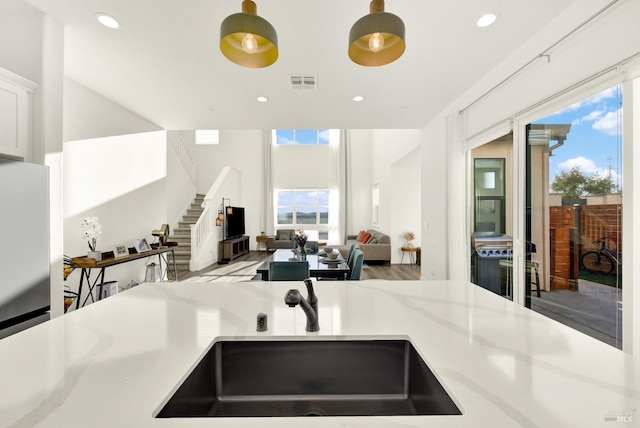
<box><xmin>168</xmin><ymin>130</ymin><xmax>196</xmax><ymax>184</ymax></box>
<box><xmin>190</xmin><ymin>201</ymin><xmax>214</xmax><ymax>270</ymax></box>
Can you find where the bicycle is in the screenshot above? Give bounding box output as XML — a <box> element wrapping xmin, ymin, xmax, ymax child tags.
<box><xmin>580</xmin><ymin>237</ymin><xmax>621</xmax><ymax>275</ymax></box>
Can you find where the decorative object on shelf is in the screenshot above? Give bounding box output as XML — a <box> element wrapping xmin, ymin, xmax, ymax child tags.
<box><xmin>220</xmin><ymin>0</ymin><xmax>278</xmax><ymax>68</ymax></box>
<box><xmin>113</xmin><ymin>244</ymin><xmax>129</xmax><ymax>259</ymax></box>
<box><xmin>133</xmin><ymin>238</ymin><xmax>152</xmax><ymax>253</ymax></box>
<box><xmin>294</xmin><ymin>230</ymin><xmax>308</xmax><ymax>260</ymax></box>
<box><xmin>152</xmin><ymin>224</ymin><xmax>170</xmax><ymax>247</ymax></box>
<box><xmin>349</xmin><ymin>0</ymin><xmax>406</xmax><ymax>67</ymax></box>
<box><xmin>404</xmin><ymin>231</ymin><xmax>415</xmax><ymax>248</ymax></box>
<box><xmin>81</xmin><ymin>216</ymin><xmax>102</xmax><ymax>260</ymax></box>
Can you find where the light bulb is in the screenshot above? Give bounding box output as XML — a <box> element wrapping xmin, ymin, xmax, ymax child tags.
<box><xmin>368</xmin><ymin>32</ymin><xmax>384</xmax><ymax>52</ymax></box>
<box><xmin>242</xmin><ymin>33</ymin><xmax>258</xmax><ymax>54</ymax></box>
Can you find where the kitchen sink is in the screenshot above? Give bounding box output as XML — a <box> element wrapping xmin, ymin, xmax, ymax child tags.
<box><xmin>156</xmin><ymin>339</ymin><xmax>461</xmax><ymax>417</ymax></box>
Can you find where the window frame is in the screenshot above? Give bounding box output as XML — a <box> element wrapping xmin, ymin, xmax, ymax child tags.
<box><xmin>275</xmin><ymin>188</ymin><xmax>330</xmax><ymax>238</ymax></box>
<box><xmin>273</xmin><ymin>129</ymin><xmax>330</xmax><ymax>145</ymax></box>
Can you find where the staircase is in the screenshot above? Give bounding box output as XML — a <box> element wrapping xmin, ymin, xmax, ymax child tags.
<box><xmin>170</xmin><ymin>194</ymin><xmax>205</xmax><ymax>274</ymax></box>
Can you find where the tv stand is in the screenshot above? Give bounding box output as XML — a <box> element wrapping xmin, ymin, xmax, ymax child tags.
<box><xmin>219</xmin><ymin>235</ymin><xmax>250</xmax><ymax>263</ymax></box>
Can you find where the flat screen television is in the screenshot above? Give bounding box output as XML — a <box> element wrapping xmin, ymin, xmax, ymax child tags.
<box><xmin>226</xmin><ymin>207</ymin><xmax>245</xmax><ymax>239</ymax></box>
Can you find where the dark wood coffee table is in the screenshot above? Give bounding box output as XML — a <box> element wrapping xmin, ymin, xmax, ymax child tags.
<box><xmin>256</xmin><ymin>249</ymin><xmax>350</xmax><ymax>280</ymax></box>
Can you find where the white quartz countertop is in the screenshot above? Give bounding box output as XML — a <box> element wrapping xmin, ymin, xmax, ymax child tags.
<box><xmin>1</xmin><ymin>279</ymin><xmax>639</xmax><ymax>427</ymax></box>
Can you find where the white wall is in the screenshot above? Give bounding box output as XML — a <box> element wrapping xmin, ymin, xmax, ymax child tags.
<box><xmin>390</xmin><ymin>148</ymin><xmax>421</xmax><ymax>264</ymax></box>
<box><xmin>272</xmin><ymin>144</ymin><xmax>334</xmax><ymax>188</ymax></box>
<box><xmin>192</xmin><ymin>130</ymin><xmax>262</xmax><ymax>240</ymax></box>
<box><xmin>370</xmin><ymin>129</ymin><xmax>421</xmax><ymax>257</ymax></box>
<box><xmin>63</xmin><ymin>131</ymin><xmax>168</xmax><ymax>306</ymax></box>
<box><xmin>63</xmin><ymin>77</ymin><xmax>162</xmax><ymax>142</ymax></box>
<box><xmin>0</xmin><ymin>2</ymin><xmax>43</xmax><ymax>84</ymax></box>
<box><xmin>421</xmin><ymin>116</ymin><xmax>452</xmax><ymax>279</ymax></box>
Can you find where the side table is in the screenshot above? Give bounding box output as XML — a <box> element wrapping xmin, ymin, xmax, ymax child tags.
<box><xmin>401</xmin><ymin>246</ymin><xmax>418</xmax><ymax>265</ymax></box>
<box><xmin>256</xmin><ymin>234</ymin><xmax>268</xmax><ymax>251</ymax></box>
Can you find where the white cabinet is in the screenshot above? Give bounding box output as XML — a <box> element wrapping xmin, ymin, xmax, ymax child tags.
<box><xmin>0</xmin><ymin>67</ymin><xmax>37</xmax><ymax>161</ymax></box>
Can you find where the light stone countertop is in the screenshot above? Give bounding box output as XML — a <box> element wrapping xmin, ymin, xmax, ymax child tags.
<box><xmin>1</xmin><ymin>279</ymin><xmax>639</xmax><ymax>427</ymax></box>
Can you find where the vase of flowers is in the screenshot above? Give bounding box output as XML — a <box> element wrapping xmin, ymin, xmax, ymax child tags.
<box><xmin>404</xmin><ymin>231</ymin><xmax>415</xmax><ymax>248</ymax></box>
<box><xmin>81</xmin><ymin>216</ymin><xmax>103</xmax><ymax>261</ymax></box>
<box><xmin>294</xmin><ymin>230</ymin><xmax>308</xmax><ymax>260</ymax></box>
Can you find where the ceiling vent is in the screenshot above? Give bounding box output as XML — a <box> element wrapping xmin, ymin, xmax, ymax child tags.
<box><xmin>290</xmin><ymin>75</ymin><xmax>317</xmax><ymax>90</ymax></box>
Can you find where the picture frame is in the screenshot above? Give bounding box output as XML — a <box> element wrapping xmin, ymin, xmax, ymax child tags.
<box><xmin>113</xmin><ymin>244</ymin><xmax>130</xmax><ymax>258</ymax></box>
<box><xmin>133</xmin><ymin>238</ymin><xmax>152</xmax><ymax>253</ymax></box>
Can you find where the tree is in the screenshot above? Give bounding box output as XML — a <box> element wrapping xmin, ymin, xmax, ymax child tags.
<box><xmin>551</xmin><ymin>166</ymin><xmax>615</xmax><ymax>199</ymax></box>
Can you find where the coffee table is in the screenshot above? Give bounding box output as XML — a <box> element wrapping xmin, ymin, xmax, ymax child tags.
<box><xmin>256</xmin><ymin>249</ymin><xmax>350</xmax><ymax>281</ymax></box>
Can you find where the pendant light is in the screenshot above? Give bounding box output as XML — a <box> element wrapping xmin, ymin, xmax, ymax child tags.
<box><xmin>348</xmin><ymin>0</ymin><xmax>405</xmax><ymax>66</ymax></box>
<box><xmin>220</xmin><ymin>0</ymin><xmax>278</xmax><ymax>68</ymax></box>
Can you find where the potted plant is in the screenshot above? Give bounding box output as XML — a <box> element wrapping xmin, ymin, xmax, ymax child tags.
<box><xmin>404</xmin><ymin>232</ymin><xmax>415</xmax><ymax>248</ymax></box>
<box><xmin>81</xmin><ymin>216</ymin><xmax>103</xmax><ymax>261</ymax></box>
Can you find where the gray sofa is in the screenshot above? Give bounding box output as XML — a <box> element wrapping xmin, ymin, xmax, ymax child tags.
<box><xmin>334</xmin><ymin>229</ymin><xmax>391</xmax><ymax>263</ymax></box>
<box><xmin>266</xmin><ymin>229</ymin><xmax>295</xmax><ymax>251</ymax></box>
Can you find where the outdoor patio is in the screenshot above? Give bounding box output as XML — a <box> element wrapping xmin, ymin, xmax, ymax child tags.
<box><xmin>531</xmin><ymin>279</ymin><xmax>622</xmax><ymax>349</ymax></box>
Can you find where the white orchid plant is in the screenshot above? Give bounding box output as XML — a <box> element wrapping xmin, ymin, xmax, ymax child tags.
<box><xmin>81</xmin><ymin>216</ymin><xmax>102</xmax><ymax>252</ymax></box>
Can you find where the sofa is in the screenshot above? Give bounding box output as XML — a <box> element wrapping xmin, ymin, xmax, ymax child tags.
<box><xmin>266</xmin><ymin>229</ymin><xmax>295</xmax><ymax>251</ymax></box>
<box><xmin>334</xmin><ymin>229</ymin><xmax>391</xmax><ymax>263</ymax></box>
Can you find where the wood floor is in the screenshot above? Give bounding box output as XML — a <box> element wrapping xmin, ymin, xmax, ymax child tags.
<box><xmin>178</xmin><ymin>250</ymin><xmax>421</xmax><ymax>281</ymax></box>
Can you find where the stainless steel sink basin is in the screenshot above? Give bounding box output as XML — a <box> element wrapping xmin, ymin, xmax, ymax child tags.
<box><xmin>156</xmin><ymin>339</ymin><xmax>461</xmax><ymax>417</ymax></box>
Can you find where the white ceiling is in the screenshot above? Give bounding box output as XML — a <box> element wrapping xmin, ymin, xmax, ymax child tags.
<box><xmin>18</xmin><ymin>0</ymin><xmax>575</xmax><ymax>130</ymax></box>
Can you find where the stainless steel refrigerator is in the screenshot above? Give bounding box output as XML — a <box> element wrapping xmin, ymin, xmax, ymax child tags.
<box><xmin>0</xmin><ymin>157</ymin><xmax>50</xmax><ymax>339</ymax></box>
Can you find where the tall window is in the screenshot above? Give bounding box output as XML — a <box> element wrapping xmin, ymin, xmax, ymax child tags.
<box><xmin>274</xmin><ymin>129</ymin><xmax>330</xmax><ymax>145</ymax></box>
<box><xmin>276</xmin><ymin>189</ymin><xmax>330</xmax><ymax>239</ymax></box>
<box><xmin>526</xmin><ymin>84</ymin><xmax>623</xmax><ymax>349</ymax></box>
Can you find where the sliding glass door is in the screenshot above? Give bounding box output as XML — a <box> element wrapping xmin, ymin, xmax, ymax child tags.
<box><xmin>525</xmin><ymin>85</ymin><xmax>623</xmax><ymax>349</ymax></box>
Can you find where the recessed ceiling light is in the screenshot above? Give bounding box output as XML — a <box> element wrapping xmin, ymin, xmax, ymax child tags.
<box><xmin>353</xmin><ymin>95</ymin><xmax>365</xmax><ymax>102</ymax></box>
<box><xmin>96</xmin><ymin>13</ymin><xmax>121</xmax><ymax>29</ymax></box>
<box><xmin>476</xmin><ymin>13</ymin><xmax>497</xmax><ymax>28</ymax></box>
<box><xmin>257</xmin><ymin>96</ymin><xmax>269</xmax><ymax>102</ymax></box>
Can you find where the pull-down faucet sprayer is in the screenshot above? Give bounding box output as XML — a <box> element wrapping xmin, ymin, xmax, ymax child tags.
<box><xmin>284</xmin><ymin>278</ymin><xmax>319</xmax><ymax>332</ymax></box>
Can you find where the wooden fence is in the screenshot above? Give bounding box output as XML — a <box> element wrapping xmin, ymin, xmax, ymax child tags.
<box><xmin>548</xmin><ymin>204</ymin><xmax>621</xmax><ymax>289</ymax></box>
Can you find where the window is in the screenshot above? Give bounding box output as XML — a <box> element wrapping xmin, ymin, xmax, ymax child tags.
<box><xmin>276</xmin><ymin>189</ymin><xmax>330</xmax><ymax>239</ymax></box>
<box><xmin>474</xmin><ymin>158</ymin><xmax>506</xmax><ymax>233</ymax></box>
<box><xmin>526</xmin><ymin>84</ymin><xmax>623</xmax><ymax>349</ymax></box>
<box><xmin>195</xmin><ymin>130</ymin><xmax>219</xmax><ymax>145</ymax></box>
<box><xmin>274</xmin><ymin>129</ymin><xmax>330</xmax><ymax>145</ymax></box>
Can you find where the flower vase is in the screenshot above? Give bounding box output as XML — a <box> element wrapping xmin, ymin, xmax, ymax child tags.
<box><xmin>88</xmin><ymin>250</ymin><xmax>102</xmax><ymax>261</ymax></box>
<box><xmin>300</xmin><ymin>247</ymin><xmax>307</xmax><ymax>260</ymax></box>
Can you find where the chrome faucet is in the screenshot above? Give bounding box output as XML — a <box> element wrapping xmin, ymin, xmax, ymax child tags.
<box><xmin>284</xmin><ymin>278</ymin><xmax>319</xmax><ymax>332</ymax></box>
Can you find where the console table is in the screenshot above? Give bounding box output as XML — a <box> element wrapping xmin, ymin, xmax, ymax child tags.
<box><xmin>71</xmin><ymin>243</ymin><xmax>178</xmax><ymax>309</ymax></box>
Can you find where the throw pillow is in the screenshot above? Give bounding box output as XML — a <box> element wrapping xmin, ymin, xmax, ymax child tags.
<box><xmin>359</xmin><ymin>232</ymin><xmax>372</xmax><ymax>243</ymax></box>
<box><xmin>368</xmin><ymin>237</ymin><xmax>378</xmax><ymax>244</ymax></box>
<box><xmin>277</xmin><ymin>230</ymin><xmax>290</xmax><ymax>240</ymax></box>
<box><xmin>357</xmin><ymin>230</ymin><xmax>367</xmax><ymax>242</ymax></box>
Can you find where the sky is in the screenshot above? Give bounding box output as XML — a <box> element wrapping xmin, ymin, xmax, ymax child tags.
<box><xmin>534</xmin><ymin>85</ymin><xmax>623</xmax><ymax>191</ymax></box>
